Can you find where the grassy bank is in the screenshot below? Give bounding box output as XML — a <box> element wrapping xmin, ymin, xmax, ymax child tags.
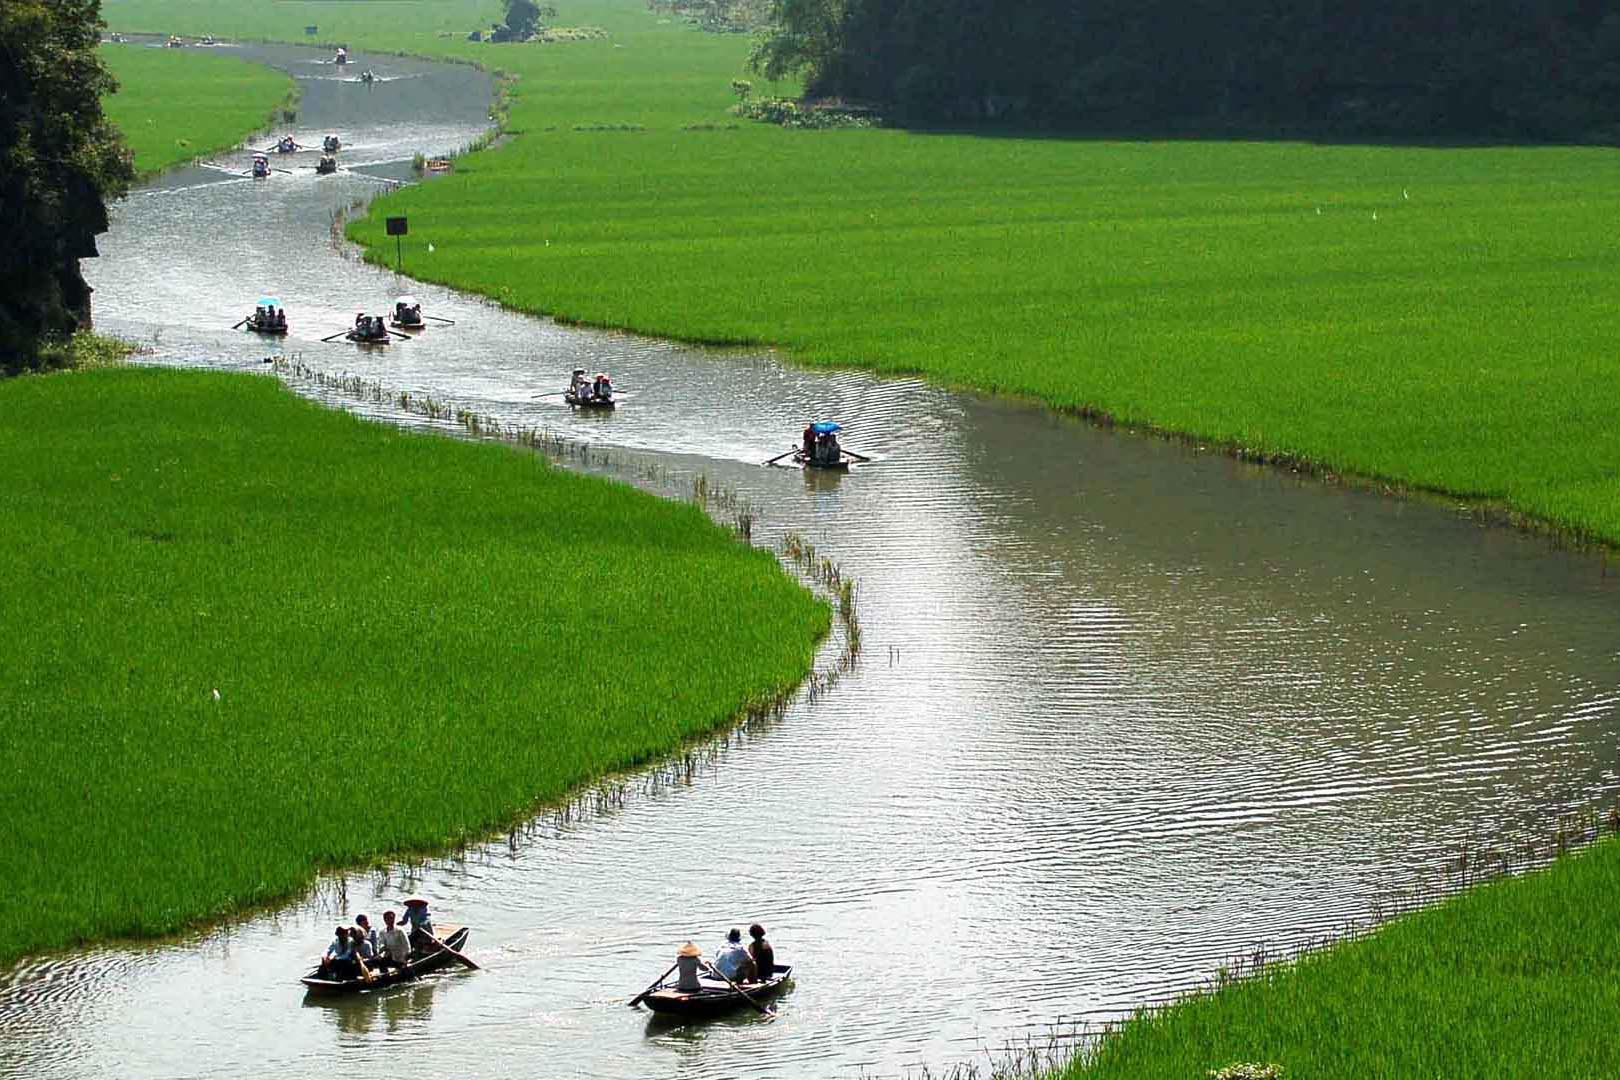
<box><xmin>1062</xmin><ymin>835</ymin><xmax>1620</xmax><ymax>1078</ymax></box>
<box><xmin>0</xmin><ymin>367</ymin><xmax>826</xmax><ymax>966</ymax></box>
<box><xmin>106</xmin><ymin>0</ymin><xmax>1620</xmax><ymax>545</ymax></box>
<box><xmin>100</xmin><ymin>43</ymin><xmax>295</xmax><ymax>176</ymax></box>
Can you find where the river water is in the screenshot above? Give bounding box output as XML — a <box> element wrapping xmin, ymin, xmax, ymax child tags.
<box><xmin>3</xmin><ymin>41</ymin><xmax>1619</xmax><ymax>1080</ymax></box>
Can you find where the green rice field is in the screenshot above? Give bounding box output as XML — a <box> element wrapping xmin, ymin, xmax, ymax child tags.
<box><xmin>1063</xmin><ymin>836</ymin><xmax>1620</xmax><ymax>1079</ymax></box>
<box><xmin>105</xmin><ymin>0</ymin><xmax>1620</xmax><ymax>545</ymax></box>
<box><xmin>100</xmin><ymin>43</ymin><xmax>294</xmax><ymax>175</ymax></box>
<box><xmin>0</xmin><ymin>367</ymin><xmax>826</xmax><ymax>965</ymax></box>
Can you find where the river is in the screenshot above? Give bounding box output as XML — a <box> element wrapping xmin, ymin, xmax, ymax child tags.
<box><xmin>2</xmin><ymin>40</ymin><xmax>1618</xmax><ymax>1080</ymax></box>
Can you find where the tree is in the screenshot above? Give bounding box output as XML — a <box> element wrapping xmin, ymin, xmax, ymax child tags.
<box><xmin>503</xmin><ymin>0</ymin><xmax>545</xmax><ymax>38</ymax></box>
<box><xmin>0</xmin><ymin>0</ymin><xmax>133</xmax><ymax>369</ymax></box>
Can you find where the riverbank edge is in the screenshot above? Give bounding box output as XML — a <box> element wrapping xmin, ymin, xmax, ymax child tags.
<box><xmin>0</xmin><ymin>362</ymin><xmax>831</xmax><ymax>969</ymax></box>
<box><xmin>1055</xmin><ymin>812</ymin><xmax>1620</xmax><ymax>1078</ymax></box>
<box><xmin>102</xmin><ymin>39</ymin><xmax>303</xmax><ymax>180</ymax></box>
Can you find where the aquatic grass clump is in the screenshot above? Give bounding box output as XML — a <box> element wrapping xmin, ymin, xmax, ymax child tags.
<box><xmin>0</xmin><ymin>367</ymin><xmax>827</xmax><ymax>966</ymax></box>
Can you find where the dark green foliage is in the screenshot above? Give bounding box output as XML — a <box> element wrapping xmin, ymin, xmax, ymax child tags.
<box><xmin>494</xmin><ymin>0</ymin><xmax>555</xmax><ymax>40</ymax></box>
<box><xmin>0</xmin><ymin>0</ymin><xmax>135</xmax><ymax>370</ymax></box>
<box><xmin>753</xmin><ymin>0</ymin><xmax>1620</xmax><ymax>139</ymax></box>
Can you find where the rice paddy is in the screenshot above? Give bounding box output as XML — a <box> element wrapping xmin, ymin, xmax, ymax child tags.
<box><xmin>100</xmin><ymin>43</ymin><xmax>295</xmax><ymax>175</ymax></box>
<box><xmin>0</xmin><ymin>367</ymin><xmax>827</xmax><ymax>966</ymax></box>
<box><xmin>1062</xmin><ymin>833</ymin><xmax>1620</xmax><ymax>1079</ymax></box>
<box><xmin>104</xmin><ymin>0</ymin><xmax>1620</xmax><ymax>546</ymax></box>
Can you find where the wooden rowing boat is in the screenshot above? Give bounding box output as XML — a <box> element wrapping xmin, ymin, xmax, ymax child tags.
<box><xmin>299</xmin><ymin>925</ymin><xmax>471</xmax><ymax>996</ymax></box>
<box><xmin>564</xmin><ymin>390</ymin><xmax>616</xmax><ymax>409</ymax></box>
<box><xmin>792</xmin><ymin>449</ymin><xmax>850</xmax><ymax>471</ymax></box>
<box><xmin>642</xmin><ymin>963</ymin><xmax>792</xmax><ymax>1017</ymax></box>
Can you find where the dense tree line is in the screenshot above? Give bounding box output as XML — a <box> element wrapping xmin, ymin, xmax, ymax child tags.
<box><xmin>752</xmin><ymin>0</ymin><xmax>1620</xmax><ymax>138</ymax></box>
<box><xmin>0</xmin><ymin>0</ymin><xmax>132</xmax><ymax>370</ymax></box>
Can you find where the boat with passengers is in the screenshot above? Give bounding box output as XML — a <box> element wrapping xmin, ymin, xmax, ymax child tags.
<box><xmin>565</xmin><ymin>368</ymin><xmax>616</xmax><ymax>409</ymax></box>
<box><xmin>640</xmin><ymin>962</ymin><xmax>792</xmax><ymax>1018</ymax></box>
<box><xmin>300</xmin><ymin>925</ymin><xmax>472</xmax><ymax>996</ymax></box>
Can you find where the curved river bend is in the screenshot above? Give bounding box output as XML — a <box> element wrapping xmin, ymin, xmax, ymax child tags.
<box><xmin>2</xmin><ymin>41</ymin><xmax>1618</xmax><ymax>1080</ymax></box>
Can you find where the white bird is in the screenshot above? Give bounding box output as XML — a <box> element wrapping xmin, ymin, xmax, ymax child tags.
<box><xmin>1402</xmin><ymin>188</ymin><xmax>1410</xmax><ymax>200</ymax></box>
<box><xmin>1372</xmin><ymin>210</ymin><xmax>1378</xmax><ymax>221</ymax></box>
<box><xmin>427</xmin><ymin>242</ymin><xmax>435</xmax><ymax>253</ymax></box>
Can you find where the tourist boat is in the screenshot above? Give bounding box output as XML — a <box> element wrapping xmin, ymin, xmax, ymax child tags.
<box><xmin>360</xmin><ymin>69</ymin><xmax>376</xmax><ymax>84</ymax></box>
<box><xmin>300</xmin><ymin>926</ymin><xmax>472</xmax><ymax>997</ymax></box>
<box><xmin>165</xmin><ymin>35</ymin><xmax>183</xmax><ymax>48</ymax></box>
<box><xmin>322</xmin><ymin>134</ymin><xmax>341</xmax><ymax>153</ymax></box>
<box><xmin>274</xmin><ymin>136</ymin><xmax>299</xmax><ymax>154</ymax></box>
<box><xmin>641</xmin><ymin>964</ymin><xmax>793</xmax><ymax>1018</ymax></box>
<box><xmin>390</xmin><ymin>296</ymin><xmax>425</xmax><ymax>330</ymax></box>
<box><xmin>250</xmin><ymin>154</ymin><xmax>271</xmax><ymax>179</ymax></box>
<box><xmin>564</xmin><ymin>368</ymin><xmax>616</xmax><ymax>409</ymax></box>
<box><xmin>776</xmin><ymin>421</ymin><xmax>864</xmax><ymax>470</ymax></box>
<box><xmin>334</xmin><ymin>47</ymin><xmax>350</xmax><ymax>65</ymax></box>
<box><xmin>241</xmin><ymin>297</ymin><xmax>288</xmax><ymax>335</ymax></box>
<box><xmin>315</xmin><ymin>154</ymin><xmax>337</xmax><ymax>175</ymax></box>
<box><xmin>346</xmin><ymin>315</ymin><xmax>393</xmax><ymax>345</ymax></box>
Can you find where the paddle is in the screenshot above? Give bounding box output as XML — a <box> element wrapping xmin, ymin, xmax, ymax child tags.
<box><xmin>764</xmin><ymin>447</ymin><xmax>800</xmax><ymax>466</ymax></box>
<box><xmin>319</xmin><ymin>330</ymin><xmax>351</xmax><ymax>342</ymax></box>
<box><xmin>231</xmin><ymin>318</ymin><xmax>248</xmax><ymax>330</ymax></box>
<box><xmin>420</xmin><ymin>930</ymin><xmax>480</xmax><ymax>971</ymax></box>
<box><xmin>354</xmin><ymin>949</ymin><xmax>377</xmax><ymax>984</ymax></box>
<box><xmin>628</xmin><ymin>961</ymin><xmax>679</xmax><ymax>1008</ymax></box>
<box><xmin>840</xmin><ymin>449</ymin><xmax>872</xmax><ymax>463</ymax></box>
<box><xmin>423</xmin><ymin>315</ymin><xmax>456</xmax><ymax>325</ymax></box>
<box><xmin>704</xmin><ymin>962</ymin><xmax>774</xmax><ymax>1018</ymax></box>
<box><xmin>385</xmin><ymin>328</ymin><xmax>411</xmax><ymax>340</ymax></box>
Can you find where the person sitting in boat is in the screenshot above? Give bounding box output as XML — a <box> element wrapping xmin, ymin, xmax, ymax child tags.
<box><xmin>400</xmin><ymin>898</ymin><xmax>435</xmax><ymax>947</ymax></box>
<box><xmin>353</xmin><ymin>913</ymin><xmax>378</xmax><ymax>955</ymax></box>
<box><xmin>593</xmin><ymin>373</ymin><xmax>612</xmax><ymax>400</ymax></box>
<box><xmin>712</xmin><ymin>929</ymin><xmax>756</xmax><ymax>982</ymax></box>
<box><xmin>273</xmin><ymin>307</ymin><xmax>287</xmax><ymax>330</ymax></box>
<box><xmin>674</xmin><ymin>941</ymin><xmax>705</xmax><ymax>991</ymax></box>
<box><xmin>823</xmin><ymin>430</ymin><xmax>841</xmax><ymax>463</ymax></box>
<box><xmin>748</xmin><ymin>923</ymin><xmax>775</xmax><ymax>982</ymax></box>
<box><xmin>319</xmin><ymin>925</ymin><xmax>353</xmax><ymax>977</ymax></box>
<box><xmin>377</xmin><ymin>910</ymin><xmax>412</xmax><ymax>970</ymax></box>
<box><xmin>802</xmin><ymin>425</ymin><xmax>815</xmax><ymax>459</ymax></box>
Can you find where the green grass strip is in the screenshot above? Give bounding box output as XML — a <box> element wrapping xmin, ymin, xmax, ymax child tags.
<box><xmin>105</xmin><ymin>0</ymin><xmax>1620</xmax><ymax>545</ymax></box>
<box><xmin>0</xmin><ymin>368</ymin><xmax>826</xmax><ymax>966</ymax></box>
<box><xmin>1063</xmin><ymin>837</ymin><xmax>1620</xmax><ymax>1079</ymax></box>
<box><xmin>100</xmin><ymin>43</ymin><xmax>295</xmax><ymax>176</ymax></box>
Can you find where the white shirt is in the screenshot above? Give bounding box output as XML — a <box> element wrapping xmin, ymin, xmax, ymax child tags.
<box><xmin>713</xmin><ymin>942</ymin><xmax>750</xmax><ymax>980</ymax></box>
<box><xmin>379</xmin><ymin>927</ymin><xmax>411</xmax><ymax>963</ymax></box>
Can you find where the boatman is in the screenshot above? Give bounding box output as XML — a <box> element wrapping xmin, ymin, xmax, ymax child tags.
<box><xmin>400</xmin><ymin>897</ymin><xmax>435</xmax><ymax>948</ymax></box>
<box><xmin>674</xmin><ymin>941</ymin><xmax>705</xmax><ymax>991</ymax></box>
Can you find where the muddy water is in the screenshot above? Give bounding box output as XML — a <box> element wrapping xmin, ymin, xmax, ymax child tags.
<box><xmin>4</xmin><ymin>41</ymin><xmax>1619</xmax><ymax>1080</ymax></box>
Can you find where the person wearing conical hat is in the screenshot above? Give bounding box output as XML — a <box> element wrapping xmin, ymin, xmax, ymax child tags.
<box><xmin>674</xmin><ymin>941</ymin><xmax>705</xmax><ymax>991</ymax></box>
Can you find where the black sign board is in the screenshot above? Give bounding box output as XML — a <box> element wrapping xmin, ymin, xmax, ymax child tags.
<box><xmin>385</xmin><ymin>216</ymin><xmax>408</xmax><ymax>237</ymax></box>
<box><xmin>305</xmin><ymin>25</ymin><xmax>318</xmax><ymax>35</ymax></box>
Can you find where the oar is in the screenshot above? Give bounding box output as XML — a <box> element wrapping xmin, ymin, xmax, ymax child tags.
<box><xmin>354</xmin><ymin>950</ymin><xmax>377</xmax><ymax>984</ymax></box>
<box><xmin>424</xmin><ymin>315</ymin><xmax>456</xmax><ymax>325</ymax></box>
<box><xmin>704</xmin><ymin>962</ymin><xmax>774</xmax><ymax>1018</ymax></box>
<box><xmin>421</xmin><ymin>930</ymin><xmax>480</xmax><ymax>971</ymax></box>
<box><xmin>764</xmin><ymin>447</ymin><xmax>799</xmax><ymax>466</ymax></box>
<box><xmin>320</xmin><ymin>330</ymin><xmax>352</xmax><ymax>342</ymax></box>
<box><xmin>231</xmin><ymin>318</ymin><xmax>248</xmax><ymax>330</ymax></box>
<box><xmin>841</xmin><ymin>448</ymin><xmax>872</xmax><ymax>463</ymax></box>
<box><xmin>628</xmin><ymin>961</ymin><xmax>678</xmax><ymax>1008</ymax></box>
<box><xmin>385</xmin><ymin>328</ymin><xmax>411</xmax><ymax>340</ymax></box>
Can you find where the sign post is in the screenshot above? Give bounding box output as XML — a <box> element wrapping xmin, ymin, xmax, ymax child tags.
<box><xmin>385</xmin><ymin>216</ymin><xmax>408</xmax><ymax>273</ymax></box>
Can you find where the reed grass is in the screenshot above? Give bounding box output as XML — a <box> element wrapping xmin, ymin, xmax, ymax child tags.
<box><xmin>0</xmin><ymin>367</ymin><xmax>826</xmax><ymax>966</ymax></box>
<box><xmin>100</xmin><ymin>43</ymin><xmax>296</xmax><ymax>176</ymax></box>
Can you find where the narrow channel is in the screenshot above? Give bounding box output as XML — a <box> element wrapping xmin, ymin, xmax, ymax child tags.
<box><xmin>2</xmin><ymin>41</ymin><xmax>1617</xmax><ymax>1080</ymax></box>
